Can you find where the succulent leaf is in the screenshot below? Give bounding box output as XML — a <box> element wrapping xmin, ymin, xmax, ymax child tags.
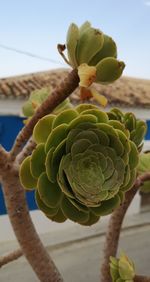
<box><xmin>35</xmin><ymin>190</ymin><xmax>59</xmax><ymax>216</ymax></box>
<box><xmin>66</xmin><ymin>23</ymin><xmax>79</xmax><ymax>68</ymax></box>
<box><xmin>76</xmin><ymin>103</ymin><xmax>99</xmax><ymax>113</ymax></box>
<box><xmin>138</xmin><ymin>152</ymin><xmax>150</xmax><ymax>193</ymax></box>
<box><xmin>79</xmin><ymin>21</ymin><xmax>91</xmax><ymax>35</ymax></box>
<box><xmin>52</xmin><ymin>109</ymin><xmax>79</xmax><ymax>128</ymax></box>
<box><xmin>76</xmin><ymin>26</ymin><xmax>104</xmax><ymax>65</ymax></box>
<box><xmin>19</xmin><ymin>156</ymin><xmax>37</xmax><ymax>190</ymax></box>
<box><xmin>37</xmin><ymin>172</ymin><xmax>62</xmax><ymax>208</ymax></box>
<box><xmin>33</xmin><ymin>114</ymin><xmax>55</xmax><ymax>144</ymax></box>
<box><xmin>45</xmin><ymin>124</ymin><xmax>69</xmax><ymax>154</ymax></box>
<box><xmin>30</xmin><ymin>144</ymin><xmax>46</xmax><ymax>178</ymax></box>
<box><xmin>61</xmin><ymin>196</ymin><xmax>89</xmax><ymax>224</ymax></box>
<box><xmin>96</xmin><ymin>57</ymin><xmax>125</xmax><ymax>84</ymax></box>
<box><xmin>46</xmin><ymin>208</ymin><xmax>67</xmax><ymax>223</ymax></box>
<box><xmin>108</xmin><ymin>109</ymin><xmax>147</xmax><ymax>152</ymax></box>
<box><xmin>91</xmin><ymin>195</ymin><xmax>120</xmax><ymax>216</ymax></box>
<box><xmin>89</xmin><ymin>34</ymin><xmax>117</xmax><ymax>65</ymax></box>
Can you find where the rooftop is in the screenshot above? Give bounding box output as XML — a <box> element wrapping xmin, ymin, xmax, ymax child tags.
<box><xmin>0</xmin><ymin>69</ymin><xmax>150</xmax><ymax>108</ymax></box>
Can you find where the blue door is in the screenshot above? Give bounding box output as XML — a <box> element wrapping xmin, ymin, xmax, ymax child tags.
<box><xmin>0</xmin><ymin>115</ymin><xmax>37</xmax><ymax>215</ymax></box>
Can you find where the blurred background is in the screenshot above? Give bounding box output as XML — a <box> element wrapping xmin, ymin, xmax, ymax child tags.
<box><xmin>0</xmin><ymin>2</ymin><xmax>150</xmax><ymax>281</ymax></box>
<box><xmin>0</xmin><ymin>0</ymin><xmax>150</xmax><ymax>233</ymax></box>
<box><xmin>0</xmin><ymin>0</ymin><xmax>150</xmax><ymax>78</ymax></box>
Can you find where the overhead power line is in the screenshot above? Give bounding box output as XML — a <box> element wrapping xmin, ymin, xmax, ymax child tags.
<box><xmin>0</xmin><ymin>43</ymin><xmax>65</xmax><ymax>66</ymax></box>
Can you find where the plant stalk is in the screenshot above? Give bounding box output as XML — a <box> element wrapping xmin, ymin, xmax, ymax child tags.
<box><xmin>1</xmin><ymin>163</ymin><xmax>63</xmax><ymax>282</ymax></box>
<box><xmin>100</xmin><ymin>172</ymin><xmax>150</xmax><ymax>282</ymax></box>
<box><xmin>0</xmin><ymin>70</ymin><xmax>80</xmax><ymax>281</ymax></box>
<box><xmin>0</xmin><ymin>249</ymin><xmax>23</xmax><ymax>268</ymax></box>
<box><xmin>134</xmin><ymin>275</ymin><xmax>150</xmax><ymax>282</ymax></box>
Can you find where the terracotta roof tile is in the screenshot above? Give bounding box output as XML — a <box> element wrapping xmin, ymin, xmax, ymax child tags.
<box><xmin>0</xmin><ymin>68</ymin><xmax>150</xmax><ymax>108</ymax></box>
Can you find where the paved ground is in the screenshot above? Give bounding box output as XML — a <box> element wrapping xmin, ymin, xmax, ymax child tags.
<box><xmin>0</xmin><ymin>212</ymin><xmax>150</xmax><ymax>282</ymax></box>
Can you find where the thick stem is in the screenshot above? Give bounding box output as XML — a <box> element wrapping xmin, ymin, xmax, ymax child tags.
<box><xmin>101</xmin><ymin>172</ymin><xmax>150</xmax><ymax>282</ymax></box>
<box><xmin>101</xmin><ymin>186</ymin><xmax>138</xmax><ymax>282</ymax></box>
<box><xmin>0</xmin><ymin>249</ymin><xmax>23</xmax><ymax>268</ymax></box>
<box><xmin>1</xmin><ymin>164</ymin><xmax>63</xmax><ymax>282</ymax></box>
<box><xmin>0</xmin><ymin>69</ymin><xmax>80</xmax><ymax>281</ymax></box>
<box><xmin>0</xmin><ymin>145</ymin><xmax>8</xmax><ymax>174</ymax></box>
<box><xmin>134</xmin><ymin>275</ymin><xmax>150</xmax><ymax>282</ymax></box>
<box><xmin>10</xmin><ymin>69</ymin><xmax>79</xmax><ymax>160</ymax></box>
<box><xmin>16</xmin><ymin>138</ymin><xmax>36</xmax><ymax>165</ymax></box>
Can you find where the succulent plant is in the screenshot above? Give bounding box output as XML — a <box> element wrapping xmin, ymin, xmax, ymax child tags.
<box><xmin>107</xmin><ymin>108</ymin><xmax>147</xmax><ymax>152</ymax></box>
<box><xmin>22</xmin><ymin>87</ymin><xmax>72</xmax><ymax>118</ymax></box>
<box><xmin>138</xmin><ymin>152</ymin><xmax>150</xmax><ymax>193</ymax></box>
<box><xmin>19</xmin><ymin>104</ymin><xmax>146</xmax><ymax>225</ymax></box>
<box><xmin>59</xmin><ymin>21</ymin><xmax>125</xmax><ymax>87</ymax></box>
<box><xmin>110</xmin><ymin>253</ymin><xmax>135</xmax><ymax>282</ymax></box>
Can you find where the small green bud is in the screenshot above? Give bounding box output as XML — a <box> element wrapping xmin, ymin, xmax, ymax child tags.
<box><xmin>110</xmin><ymin>253</ymin><xmax>135</xmax><ymax>282</ymax></box>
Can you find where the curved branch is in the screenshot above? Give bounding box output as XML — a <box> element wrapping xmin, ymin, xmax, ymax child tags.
<box><xmin>0</xmin><ymin>249</ymin><xmax>23</xmax><ymax>268</ymax></box>
<box><xmin>0</xmin><ymin>145</ymin><xmax>8</xmax><ymax>176</ymax></box>
<box><xmin>1</xmin><ymin>164</ymin><xmax>63</xmax><ymax>282</ymax></box>
<box><xmin>101</xmin><ymin>172</ymin><xmax>150</xmax><ymax>282</ymax></box>
<box><xmin>10</xmin><ymin>69</ymin><xmax>79</xmax><ymax>160</ymax></box>
<box><xmin>134</xmin><ymin>275</ymin><xmax>150</xmax><ymax>282</ymax></box>
<box><xmin>16</xmin><ymin>138</ymin><xmax>36</xmax><ymax>165</ymax></box>
<box><xmin>1</xmin><ymin>68</ymin><xmax>80</xmax><ymax>281</ymax></box>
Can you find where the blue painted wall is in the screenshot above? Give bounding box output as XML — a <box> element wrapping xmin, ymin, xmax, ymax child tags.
<box><xmin>145</xmin><ymin>120</ymin><xmax>150</xmax><ymax>140</ymax></box>
<box><xmin>0</xmin><ymin>115</ymin><xmax>37</xmax><ymax>215</ymax></box>
<box><xmin>0</xmin><ymin>115</ymin><xmax>150</xmax><ymax>215</ymax></box>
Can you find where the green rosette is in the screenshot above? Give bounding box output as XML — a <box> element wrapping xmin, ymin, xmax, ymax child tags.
<box><xmin>19</xmin><ymin>104</ymin><xmax>146</xmax><ymax>226</ymax></box>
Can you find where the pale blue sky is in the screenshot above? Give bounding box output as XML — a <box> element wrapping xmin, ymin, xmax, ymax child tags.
<box><xmin>0</xmin><ymin>0</ymin><xmax>150</xmax><ymax>78</ymax></box>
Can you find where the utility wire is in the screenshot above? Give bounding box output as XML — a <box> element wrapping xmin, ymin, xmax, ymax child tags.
<box><xmin>0</xmin><ymin>43</ymin><xmax>66</xmax><ymax>66</ymax></box>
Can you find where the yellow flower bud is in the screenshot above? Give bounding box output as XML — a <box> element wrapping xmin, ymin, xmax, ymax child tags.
<box><xmin>78</xmin><ymin>63</ymin><xmax>96</xmax><ymax>87</ymax></box>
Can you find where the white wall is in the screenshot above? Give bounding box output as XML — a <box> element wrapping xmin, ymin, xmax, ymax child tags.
<box><xmin>0</xmin><ymin>98</ymin><xmax>24</xmax><ymax>116</ymax></box>
<box><xmin>0</xmin><ymin>194</ymin><xmax>141</xmax><ymax>243</ymax></box>
<box><xmin>0</xmin><ymin>99</ymin><xmax>150</xmax><ymax>120</ymax></box>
